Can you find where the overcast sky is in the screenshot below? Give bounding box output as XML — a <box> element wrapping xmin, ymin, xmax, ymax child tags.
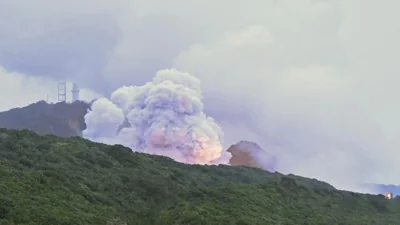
<box><xmin>1</xmin><ymin>0</ymin><xmax>400</xmax><ymax>189</ymax></box>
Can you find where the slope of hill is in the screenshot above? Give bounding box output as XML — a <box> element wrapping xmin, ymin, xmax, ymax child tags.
<box><xmin>0</xmin><ymin>101</ymin><xmax>90</xmax><ymax>137</ymax></box>
<box><xmin>362</xmin><ymin>183</ymin><xmax>400</xmax><ymax>196</ymax></box>
<box><xmin>1</xmin><ymin>129</ymin><xmax>400</xmax><ymax>225</ymax></box>
<box><xmin>376</xmin><ymin>184</ymin><xmax>400</xmax><ymax>196</ymax></box>
<box><xmin>1</xmin><ymin>101</ymin><xmax>397</xmax><ymax>196</ymax></box>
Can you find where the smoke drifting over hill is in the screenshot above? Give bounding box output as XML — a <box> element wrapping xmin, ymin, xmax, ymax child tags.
<box><xmin>83</xmin><ymin>69</ymin><xmax>228</xmax><ymax>164</ymax></box>
<box><xmin>228</xmin><ymin>141</ymin><xmax>277</xmax><ymax>172</ymax></box>
<box><xmin>5</xmin><ymin>0</ymin><xmax>400</xmax><ymax>193</ymax></box>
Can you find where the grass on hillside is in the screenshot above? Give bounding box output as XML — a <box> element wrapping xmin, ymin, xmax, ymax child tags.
<box><xmin>0</xmin><ymin>128</ymin><xmax>399</xmax><ymax>225</ymax></box>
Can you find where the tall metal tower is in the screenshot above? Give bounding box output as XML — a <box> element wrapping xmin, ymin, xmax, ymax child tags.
<box><xmin>57</xmin><ymin>81</ymin><xmax>67</xmax><ymax>102</ymax></box>
<box><xmin>71</xmin><ymin>83</ymin><xmax>80</xmax><ymax>102</ymax></box>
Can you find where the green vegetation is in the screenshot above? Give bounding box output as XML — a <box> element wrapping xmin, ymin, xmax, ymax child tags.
<box><xmin>1</xmin><ymin>128</ymin><xmax>400</xmax><ymax>225</ymax></box>
<box><xmin>0</xmin><ymin>101</ymin><xmax>89</xmax><ymax>137</ymax></box>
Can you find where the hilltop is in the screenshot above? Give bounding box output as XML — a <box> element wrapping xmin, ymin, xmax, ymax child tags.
<box><xmin>1</xmin><ymin>129</ymin><xmax>400</xmax><ymax>225</ymax></box>
<box><xmin>0</xmin><ymin>101</ymin><xmax>90</xmax><ymax>137</ymax></box>
<box><xmin>362</xmin><ymin>183</ymin><xmax>400</xmax><ymax>196</ymax></box>
<box><xmin>1</xmin><ymin>101</ymin><xmax>399</xmax><ymax>195</ymax></box>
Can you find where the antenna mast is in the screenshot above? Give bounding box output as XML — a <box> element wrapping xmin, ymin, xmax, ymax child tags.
<box><xmin>57</xmin><ymin>81</ymin><xmax>67</xmax><ymax>102</ymax></box>
<box><xmin>71</xmin><ymin>83</ymin><xmax>80</xmax><ymax>102</ymax></box>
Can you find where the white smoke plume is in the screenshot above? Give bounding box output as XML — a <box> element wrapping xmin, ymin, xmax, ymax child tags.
<box><xmin>83</xmin><ymin>98</ymin><xmax>125</xmax><ymax>145</ymax></box>
<box><xmin>83</xmin><ymin>69</ymin><xmax>227</xmax><ymax>164</ymax></box>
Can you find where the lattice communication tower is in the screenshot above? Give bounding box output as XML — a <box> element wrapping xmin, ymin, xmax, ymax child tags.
<box><xmin>57</xmin><ymin>81</ymin><xmax>67</xmax><ymax>102</ymax></box>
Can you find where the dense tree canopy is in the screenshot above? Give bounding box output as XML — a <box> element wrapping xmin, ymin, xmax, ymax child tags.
<box><xmin>0</xmin><ymin>128</ymin><xmax>400</xmax><ymax>225</ymax></box>
<box><xmin>0</xmin><ymin>101</ymin><xmax>89</xmax><ymax>137</ymax></box>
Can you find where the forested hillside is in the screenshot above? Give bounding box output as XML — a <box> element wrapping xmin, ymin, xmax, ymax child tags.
<box><xmin>0</xmin><ymin>101</ymin><xmax>89</xmax><ymax>137</ymax></box>
<box><xmin>0</xmin><ymin>128</ymin><xmax>400</xmax><ymax>225</ymax></box>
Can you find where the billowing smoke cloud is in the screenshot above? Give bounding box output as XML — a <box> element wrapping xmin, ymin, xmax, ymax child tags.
<box><xmin>5</xmin><ymin>0</ymin><xmax>400</xmax><ymax>193</ymax></box>
<box><xmin>83</xmin><ymin>69</ymin><xmax>227</xmax><ymax>164</ymax></box>
<box><xmin>83</xmin><ymin>98</ymin><xmax>125</xmax><ymax>144</ymax></box>
<box><xmin>228</xmin><ymin>140</ymin><xmax>277</xmax><ymax>172</ymax></box>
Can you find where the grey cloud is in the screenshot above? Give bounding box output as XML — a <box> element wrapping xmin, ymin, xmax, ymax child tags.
<box><xmin>0</xmin><ymin>0</ymin><xmax>127</xmax><ymax>91</ymax></box>
<box><xmin>169</xmin><ymin>0</ymin><xmax>400</xmax><ymax>188</ymax></box>
<box><xmin>0</xmin><ymin>15</ymin><xmax>119</xmax><ymax>86</ymax></box>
